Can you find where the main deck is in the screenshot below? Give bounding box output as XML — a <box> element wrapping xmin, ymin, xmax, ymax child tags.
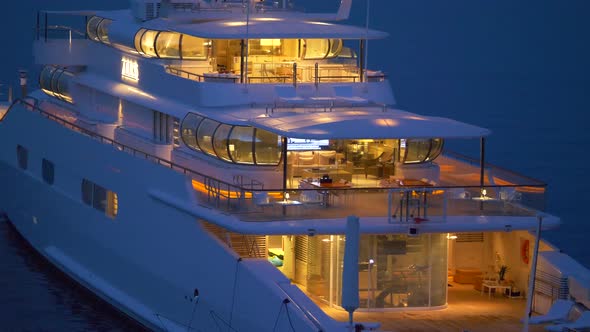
<box><xmin>322</xmin><ymin>282</ymin><xmax>545</xmax><ymax>332</ymax></box>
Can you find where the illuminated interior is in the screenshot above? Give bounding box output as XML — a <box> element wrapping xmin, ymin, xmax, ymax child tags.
<box><xmin>180</xmin><ymin>114</ymin><xmax>442</xmax><ymax>170</ymax></box>
<box><xmin>40</xmin><ymin>66</ymin><xmax>74</xmax><ymax>103</ymax></box>
<box><xmin>269</xmin><ymin>233</ymin><xmax>448</xmax><ymax>309</ymax></box>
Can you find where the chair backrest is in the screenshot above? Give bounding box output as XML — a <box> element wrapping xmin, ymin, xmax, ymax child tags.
<box><xmin>332</xmin><ymin>85</ymin><xmax>353</xmax><ymax>97</ymax></box>
<box><xmin>275</xmin><ymin>85</ymin><xmax>297</xmax><ymax>98</ymax></box>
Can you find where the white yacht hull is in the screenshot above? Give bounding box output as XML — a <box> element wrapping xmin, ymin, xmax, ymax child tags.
<box><xmin>0</xmin><ymin>103</ymin><xmax>334</xmax><ymax>332</ymax></box>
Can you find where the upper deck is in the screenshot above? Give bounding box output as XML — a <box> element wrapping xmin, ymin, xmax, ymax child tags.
<box><xmin>4</xmin><ymin>98</ymin><xmax>556</xmax><ymax>237</ymax></box>
<box><xmin>33</xmin><ymin>1</ymin><xmax>390</xmax><ymax>105</ymax></box>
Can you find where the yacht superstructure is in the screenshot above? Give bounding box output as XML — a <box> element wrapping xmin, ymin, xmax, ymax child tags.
<box><xmin>1</xmin><ymin>1</ymin><xmax>588</xmax><ymax>331</ymax></box>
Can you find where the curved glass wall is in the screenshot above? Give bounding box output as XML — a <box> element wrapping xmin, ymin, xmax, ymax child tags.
<box><xmin>303</xmin><ymin>39</ymin><xmax>343</xmax><ymax>60</ymax></box>
<box><xmin>40</xmin><ymin>66</ymin><xmax>74</xmax><ymax>103</ymax></box>
<box><xmin>134</xmin><ymin>29</ymin><xmax>209</xmax><ymax>60</ymax></box>
<box><xmin>229</xmin><ymin>126</ymin><xmax>255</xmax><ymax>165</ymax></box>
<box><xmin>298</xmin><ymin>233</ymin><xmax>448</xmax><ymax>310</ymax></box>
<box><xmin>97</xmin><ymin>19</ymin><xmax>112</xmax><ymax>44</ymax></box>
<box><xmin>155</xmin><ymin>31</ymin><xmax>181</xmax><ymax>58</ymax></box>
<box><xmin>196</xmin><ymin>118</ymin><xmax>219</xmax><ymax>157</ymax></box>
<box><xmin>180</xmin><ymin>113</ymin><xmax>280</xmax><ymax>166</ymax></box>
<box><xmin>255</xmin><ymin>129</ymin><xmax>281</xmax><ymax>165</ymax></box>
<box><xmin>213</xmin><ymin>124</ymin><xmax>232</xmax><ymax>162</ymax></box>
<box><xmin>181</xmin><ymin>113</ymin><xmax>203</xmax><ymax>151</ymax></box>
<box><xmin>401</xmin><ymin>138</ymin><xmax>444</xmax><ymax>164</ymax></box>
<box><xmin>139</xmin><ymin>30</ymin><xmax>158</xmax><ymax>57</ymax></box>
<box><xmin>181</xmin><ymin>34</ymin><xmax>209</xmax><ymax>60</ymax></box>
<box><xmin>427</xmin><ymin>138</ymin><xmax>444</xmax><ymax>162</ymax></box>
<box><xmin>86</xmin><ymin>16</ymin><xmax>102</xmax><ymax>41</ymax></box>
<box><xmin>86</xmin><ymin>16</ymin><xmax>112</xmax><ymax>45</ymax></box>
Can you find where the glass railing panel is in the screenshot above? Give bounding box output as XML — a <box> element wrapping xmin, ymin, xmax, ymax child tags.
<box><xmin>188</xmin><ymin>184</ymin><xmax>545</xmax><ymax>222</ymax></box>
<box><xmin>167</xmin><ymin>63</ymin><xmax>386</xmax><ymax>84</ymax></box>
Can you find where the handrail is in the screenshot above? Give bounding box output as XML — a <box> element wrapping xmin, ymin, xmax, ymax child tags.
<box><xmin>166</xmin><ymin>67</ymin><xmax>239</xmax><ymax>83</ymax></box>
<box><xmin>11</xmin><ymin>99</ymin><xmax>245</xmax><ymax>194</ymax></box>
<box><xmin>444</xmin><ymin>150</ymin><xmax>547</xmax><ymax>186</ymax></box>
<box><xmin>9</xmin><ymin>98</ymin><xmax>547</xmax><ymax>219</ymax></box>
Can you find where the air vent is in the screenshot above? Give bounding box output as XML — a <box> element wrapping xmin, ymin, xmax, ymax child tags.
<box><xmin>456</xmin><ymin>232</ymin><xmax>484</xmax><ymax>243</ymax></box>
<box><xmin>131</xmin><ymin>0</ymin><xmax>162</xmax><ymax>21</ymax></box>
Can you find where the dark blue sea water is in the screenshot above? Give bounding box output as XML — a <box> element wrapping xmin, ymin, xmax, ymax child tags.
<box><xmin>1</xmin><ymin>0</ymin><xmax>588</xmax><ymax>330</ymax></box>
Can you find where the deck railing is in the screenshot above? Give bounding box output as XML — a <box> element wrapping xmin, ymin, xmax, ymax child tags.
<box><xmin>10</xmin><ymin>98</ymin><xmax>547</xmax><ymax>223</ymax></box>
<box><xmin>167</xmin><ymin>64</ymin><xmax>386</xmax><ymax>85</ymax></box>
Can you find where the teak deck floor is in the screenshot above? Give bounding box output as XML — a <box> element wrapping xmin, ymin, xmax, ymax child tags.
<box><xmin>316</xmin><ymin>282</ymin><xmax>547</xmax><ymax>332</ymax></box>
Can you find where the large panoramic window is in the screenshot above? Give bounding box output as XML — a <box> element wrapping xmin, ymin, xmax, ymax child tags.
<box><xmin>139</xmin><ymin>30</ymin><xmax>158</xmax><ymax>57</ymax></box>
<box><xmin>180</xmin><ymin>113</ymin><xmax>284</xmax><ymax>166</ymax></box>
<box><xmin>255</xmin><ymin>129</ymin><xmax>281</xmax><ymax>165</ymax></box>
<box><xmin>155</xmin><ymin>32</ymin><xmax>181</xmax><ymax>58</ymax></box>
<box><xmin>134</xmin><ymin>29</ymin><xmax>210</xmax><ymax>60</ymax></box>
<box><xmin>196</xmin><ymin>118</ymin><xmax>219</xmax><ymax>157</ymax></box>
<box><xmin>40</xmin><ymin>66</ymin><xmax>74</xmax><ymax>103</ymax></box>
<box><xmin>181</xmin><ymin>35</ymin><xmax>209</xmax><ymax>60</ymax></box>
<box><xmin>229</xmin><ymin>126</ymin><xmax>255</xmax><ymax>164</ymax></box>
<box><xmin>87</xmin><ymin>16</ymin><xmax>112</xmax><ymax>45</ymax></box>
<box><xmin>401</xmin><ymin>138</ymin><xmax>444</xmax><ymax>164</ymax></box>
<box><xmin>213</xmin><ymin>124</ymin><xmax>232</xmax><ymax>162</ymax></box>
<box><xmin>181</xmin><ymin>113</ymin><xmax>203</xmax><ymax>151</ymax></box>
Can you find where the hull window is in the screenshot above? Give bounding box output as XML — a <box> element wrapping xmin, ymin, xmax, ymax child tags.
<box><xmin>42</xmin><ymin>159</ymin><xmax>55</xmax><ymax>185</ymax></box>
<box><xmin>81</xmin><ymin>179</ymin><xmax>118</xmax><ymax>219</ymax></box>
<box><xmin>16</xmin><ymin>145</ymin><xmax>28</xmax><ymax>170</ymax></box>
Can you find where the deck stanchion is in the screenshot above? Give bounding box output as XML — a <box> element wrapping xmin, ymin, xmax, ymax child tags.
<box><xmin>523</xmin><ymin>215</ymin><xmax>543</xmax><ymax>332</ymax></box>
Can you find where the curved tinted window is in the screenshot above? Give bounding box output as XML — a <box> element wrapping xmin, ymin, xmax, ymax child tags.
<box><xmin>86</xmin><ymin>16</ymin><xmax>102</xmax><ymax>41</ymax></box>
<box><xmin>97</xmin><ymin>19</ymin><xmax>112</xmax><ymax>44</ymax></box>
<box><xmin>327</xmin><ymin>39</ymin><xmax>343</xmax><ymax>58</ymax></box>
<box><xmin>156</xmin><ymin>32</ymin><xmax>181</xmax><ymax>58</ymax></box>
<box><xmin>196</xmin><ymin>118</ymin><xmax>219</xmax><ymax>156</ymax></box>
<box><xmin>181</xmin><ymin>113</ymin><xmax>202</xmax><ymax>151</ymax></box>
<box><xmin>303</xmin><ymin>39</ymin><xmax>329</xmax><ymax>59</ymax></box>
<box><xmin>140</xmin><ymin>30</ymin><xmax>158</xmax><ymax>57</ymax></box>
<box><xmin>229</xmin><ymin>126</ymin><xmax>254</xmax><ymax>164</ymax></box>
<box><xmin>402</xmin><ymin>139</ymin><xmax>443</xmax><ymax>164</ymax></box>
<box><xmin>213</xmin><ymin>124</ymin><xmax>232</xmax><ymax>161</ymax></box>
<box><xmin>40</xmin><ymin>66</ymin><xmax>57</xmax><ymax>93</ymax></box>
<box><xmin>427</xmin><ymin>138</ymin><xmax>444</xmax><ymax>161</ymax></box>
<box><xmin>56</xmin><ymin>70</ymin><xmax>74</xmax><ymax>102</ymax></box>
<box><xmin>134</xmin><ymin>29</ymin><xmax>146</xmax><ymax>53</ymax></box>
<box><xmin>181</xmin><ymin>34</ymin><xmax>208</xmax><ymax>60</ymax></box>
<box><xmin>255</xmin><ymin>129</ymin><xmax>281</xmax><ymax>165</ymax></box>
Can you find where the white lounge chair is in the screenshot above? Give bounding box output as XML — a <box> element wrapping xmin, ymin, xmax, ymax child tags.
<box><xmin>545</xmin><ymin>310</ymin><xmax>590</xmax><ymax>331</ymax></box>
<box><xmin>526</xmin><ymin>299</ymin><xmax>575</xmax><ymax>324</ymax></box>
<box><xmin>332</xmin><ymin>85</ymin><xmax>368</xmax><ymax>105</ymax></box>
<box><xmin>274</xmin><ymin>85</ymin><xmax>306</xmax><ymax>106</ymax></box>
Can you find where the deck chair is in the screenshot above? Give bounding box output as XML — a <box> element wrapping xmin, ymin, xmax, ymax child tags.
<box><xmin>332</xmin><ymin>85</ymin><xmax>368</xmax><ymax>105</ymax></box>
<box><xmin>274</xmin><ymin>85</ymin><xmax>305</xmax><ymax>106</ymax></box>
<box><xmin>526</xmin><ymin>299</ymin><xmax>575</xmax><ymax>324</ymax></box>
<box><xmin>545</xmin><ymin>310</ymin><xmax>590</xmax><ymax>331</ymax></box>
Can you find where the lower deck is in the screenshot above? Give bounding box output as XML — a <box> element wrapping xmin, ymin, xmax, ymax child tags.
<box><xmin>319</xmin><ymin>281</ymin><xmax>545</xmax><ymax>332</ymax></box>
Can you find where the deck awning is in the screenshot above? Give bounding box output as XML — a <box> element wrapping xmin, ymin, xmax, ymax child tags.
<box><xmin>247</xmin><ymin>109</ymin><xmax>491</xmax><ymax>139</ymax></box>
<box><xmin>164</xmin><ymin>19</ymin><xmax>389</xmax><ymax>40</ymax></box>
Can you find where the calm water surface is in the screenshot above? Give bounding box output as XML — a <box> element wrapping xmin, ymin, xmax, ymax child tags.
<box><xmin>1</xmin><ymin>0</ymin><xmax>588</xmax><ymax>330</ymax></box>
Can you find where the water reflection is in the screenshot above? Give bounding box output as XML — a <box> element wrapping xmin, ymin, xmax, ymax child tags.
<box><xmin>0</xmin><ymin>219</ymin><xmax>147</xmax><ymax>332</ymax></box>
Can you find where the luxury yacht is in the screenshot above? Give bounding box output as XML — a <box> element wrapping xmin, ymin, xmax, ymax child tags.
<box><xmin>1</xmin><ymin>1</ymin><xmax>589</xmax><ymax>331</ymax></box>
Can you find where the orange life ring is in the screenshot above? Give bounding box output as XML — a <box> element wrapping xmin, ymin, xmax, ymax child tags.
<box><xmin>521</xmin><ymin>239</ymin><xmax>530</xmax><ymax>264</ymax></box>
